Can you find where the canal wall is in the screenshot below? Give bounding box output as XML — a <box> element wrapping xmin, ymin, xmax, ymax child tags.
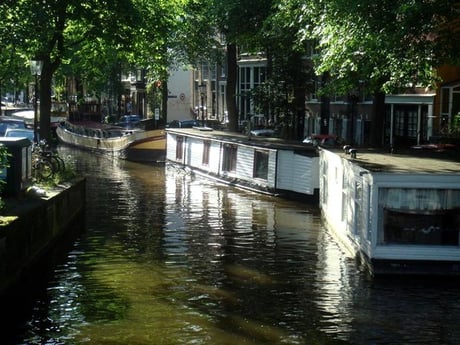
<box><xmin>0</xmin><ymin>178</ymin><xmax>86</xmax><ymax>294</ymax></box>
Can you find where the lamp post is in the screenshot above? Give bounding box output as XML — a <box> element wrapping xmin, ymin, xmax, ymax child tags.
<box><xmin>30</xmin><ymin>59</ymin><xmax>43</xmax><ymax>143</ymax></box>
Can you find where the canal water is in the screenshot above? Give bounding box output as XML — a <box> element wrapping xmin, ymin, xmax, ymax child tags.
<box><xmin>2</xmin><ymin>146</ymin><xmax>460</xmax><ymax>345</ymax></box>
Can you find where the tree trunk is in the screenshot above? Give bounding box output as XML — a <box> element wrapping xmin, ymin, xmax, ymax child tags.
<box><xmin>294</xmin><ymin>85</ymin><xmax>306</xmax><ymax>140</ymax></box>
<box><xmin>162</xmin><ymin>80</ymin><xmax>168</xmax><ymax>126</ymax></box>
<box><xmin>39</xmin><ymin>59</ymin><xmax>52</xmax><ymax>142</ymax></box>
<box><xmin>370</xmin><ymin>91</ymin><xmax>386</xmax><ymax>147</ymax></box>
<box><xmin>320</xmin><ymin>73</ymin><xmax>330</xmax><ymax>135</ymax></box>
<box><xmin>226</xmin><ymin>43</ymin><xmax>238</xmax><ymax>132</ymax></box>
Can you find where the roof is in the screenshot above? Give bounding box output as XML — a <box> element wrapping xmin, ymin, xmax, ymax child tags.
<box><xmin>325</xmin><ymin>147</ymin><xmax>460</xmax><ymax>174</ymax></box>
<box><xmin>166</xmin><ymin>128</ymin><xmax>318</xmax><ymax>156</ymax></box>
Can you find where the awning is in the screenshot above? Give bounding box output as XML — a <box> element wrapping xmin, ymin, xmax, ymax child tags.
<box><xmin>385</xmin><ymin>93</ymin><xmax>435</xmax><ymax>105</ymax></box>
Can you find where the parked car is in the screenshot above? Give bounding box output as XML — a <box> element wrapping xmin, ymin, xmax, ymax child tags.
<box><xmin>303</xmin><ymin>134</ymin><xmax>344</xmax><ymax>146</ymax></box>
<box><xmin>167</xmin><ymin>119</ymin><xmax>200</xmax><ymax>128</ymax></box>
<box><xmin>116</xmin><ymin>115</ymin><xmax>141</xmax><ymax>128</ymax></box>
<box><xmin>4</xmin><ymin>128</ymin><xmax>35</xmax><ymax>142</ymax></box>
<box><xmin>0</xmin><ymin>116</ymin><xmax>27</xmax><ymax>136</ymax></box>
<box><xmin>250</xmin><ymin>128</ymin><xmax>279</xmax><ymax>137</ymax></box>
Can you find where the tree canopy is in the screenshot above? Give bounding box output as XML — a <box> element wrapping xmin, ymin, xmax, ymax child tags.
<box><xmin>0</xmin><ymin>0</ymin><xmax>186</xmax><ymax>140</ymax></box>
<box><xmin>1</xmin><ymin>0</ymin><xmax>459</xmax><ymax>142</ymax></box>
<box><xmin>292</xmin><ymin>0</ymin><xmax>460</xmax><ymax>94</ymax></box>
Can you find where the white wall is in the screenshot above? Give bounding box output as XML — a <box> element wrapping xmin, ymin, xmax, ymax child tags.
<box><xmin>277</xmin><ymin>151</ymin><xmax>319</xmax><ymax>195</ymax></box>
<box><xmin>166</xmin><ymin>132</ymin><xmax>178</xmax><ymax>162</ymax></box>
<box><xmin>319</xmin><ymin>149</ymin><xmax>359</xmax><ymax>256</ymax></box>
<box><xmin>235</xmin><ymin>145</ymin><xmax>276</xmax><ymax>189</ymax></box>
<box><xmin>167</xmin><ymin>68</ymin><xmax>193</xmax><ymax>123</ymax></box>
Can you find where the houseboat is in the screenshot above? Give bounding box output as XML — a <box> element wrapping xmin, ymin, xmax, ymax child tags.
<box><xmin>319</xmin><ymin>147</ymin><xmax>460</xmax><ymax>276</ymax></box>
<box><xmin>56</xmin><ymin>121</ymin><xmax>166</xmax><ymax>162</ymax></box>
<box><xmin>166</xmin><ymin>128</ymin><xmax>319</xmax><ymax>199</ymax></box>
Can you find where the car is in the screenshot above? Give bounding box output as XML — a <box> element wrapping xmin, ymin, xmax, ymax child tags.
<box><xmin>116</xmin><ymin>115</ymin><xmax>141</xmax><ymax>128</ymax></box>
<box><xmin>4</xmin><ymin>128</ymin><xmax>35</xmax><ymax>142</ymax></box>
<box><xmin>0</xmin><ymin>116</ymin><xmax>27</xmax><ymax>136</ymax></box>
<box><xmin>167</xmin><ymin>119</ymin><xmax>200</xmax><ymax>128</ymax></box>
<box><xmin>249</xmin><ymin>128</ymin><xmax>278</xmax><ymax>137</ymax></box>
<box><xmin>303</xmin><ymin>134</ymin><xmax>344</xmax><ymax>146</ymax></box>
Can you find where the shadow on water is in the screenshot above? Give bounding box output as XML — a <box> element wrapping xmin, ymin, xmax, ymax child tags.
<box><xmin>0</xmin><ymin>214</ymin><xmax>86</xmax><ymax>345</ymax></box>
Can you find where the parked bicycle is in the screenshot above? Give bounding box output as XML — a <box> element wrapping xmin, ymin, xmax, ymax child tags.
<box><xmin>32</xmin><ymin>140</ymin><xmax>66</xmax><ymax>181</ymax></box>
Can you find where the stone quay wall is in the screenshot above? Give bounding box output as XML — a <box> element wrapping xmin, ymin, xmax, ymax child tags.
<box><xmin>0</xmin><ymin>178</ymin><xmax>86</xmax><ymax>294</ymax></box>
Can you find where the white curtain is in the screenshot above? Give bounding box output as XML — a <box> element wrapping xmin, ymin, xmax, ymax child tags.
<box><xmin>380</xmin><ymin>188</ymin><xmax>460</xmax><ymax>210</ymax></box>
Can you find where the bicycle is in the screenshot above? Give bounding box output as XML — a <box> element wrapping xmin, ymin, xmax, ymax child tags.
<box><xmin>32</xmin><ymin>154</ymin><xmax>54</xmax><ymax>181</ymax></box>
<box><xmin>32</xmin><ymin>140</ymin><xmax>66</xmax><ymax>181</ymax></box>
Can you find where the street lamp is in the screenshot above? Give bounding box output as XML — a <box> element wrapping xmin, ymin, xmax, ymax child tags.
<box><xmin>30</xmin><ymin>59</ymin><xmax>43</xmax><ymax>143</ymax></box>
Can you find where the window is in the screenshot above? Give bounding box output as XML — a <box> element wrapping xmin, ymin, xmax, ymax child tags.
<box><xmin>309</xmin><ymin>79</ymin><xmax>321</xmax><ymax>102</ymax></box>
<box><xmin>202</xmin><ymin>140</ymin><xmax>210</xmax><ymax>166</ymax></box>
<box><xmin>176</xmin><ymin>136</ymin><xmax>184</xmax><ymax>161</ymax></box>
<box><xmin>379</xmin><ymin>188</ymin><xmax>460</xmax><ymax>245</ymax></box>
<box><xmin>383</xmin><ymin>208</ymin><xmax>459</xmax><ymax>245</ymax></box>
<box><xmin>305</xmin><ymin>39</ymin><xmax>319</xmax><ymax>58</ymax></box>
<box><xmin>354</xmin><ymin>181</ymin><xmax>363</xmax><ymax>237</ymax></box>
<box><xmin>238</xmin><ymin>65</ymin><xmax>267</xmax><ymax>118</ymax></box>
<box><xmin>440</xmin><ymin>84</ymin><xmax>460</xmax><ymax>128</ymax></box>
<box><xmin>341</xmin><ymin>169</ymin><xmax>348</xmax><ymax>222</ymax></box>
<box><xmin>253</xmin><ymin>150</ymin><xmax>269</xmax><ymax>180</ymax></box>
<box><xmin>321</xmin><ymin>159</ymin><xmax>328</xmax><ymax>205</ymax></box>
<box><xmin>239</xmin><ymin>67</ymin><xmax>252</xmax><ymax>118</ymax></box>
<box><xmin>201</xmin><ymin>61</ymin><xmax>209</xmax><ymax>80</ymax></box>
<box><xmin>222</xmin><ymin>143</ymin><xmax>237</xmax><ymax>172</ymax></box>
<box><xmin>441</xmin><ymin>88</ymin><xmax>450</xmax><ymax>114</ymax></box>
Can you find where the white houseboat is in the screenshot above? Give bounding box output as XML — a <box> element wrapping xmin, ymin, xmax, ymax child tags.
<box><xmin>319</xmin><ymin>147</ymin><xmax>460</xmax><ymax>276</ymax></box>
<box><xmin>56</xmin><ymin>121</ymin><xmax>166</xmax><ymax>162</ymax></box>
<box><xmin>166</xmin><ymin>128</ymin><xmax>319</xmax><ymax>199</ymax></box>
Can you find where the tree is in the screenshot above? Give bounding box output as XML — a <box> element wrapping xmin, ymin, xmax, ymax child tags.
<box><xmin>291</xmin><ymin>0</ymin><xmax>460</xmax><ymax>146</ymax></box>
<box><xmin>1</xmin><ymin>0</ymin><xmax>143</xmax><ymax>141</ymax></box>
<box><xmin>0</xmin><ymin>2</ymin><xmax>30</xmax><ymax>113</ymax></box>
<box><xmin>180</xmin><ymin>0</ymin><xmax>275</xmax><ymax>132</ymax></box>
<box><xmin>0</xmin><ymin>0</ymin><xmax>191</xmax><ymax>136</ymax></box>
<box><xmin>255</xmin><ymin>0</ymin><xmax>316</xmax><ymax>139</ymax></box>
<box><xmin>214</xmin><ymin>0</ymin><xmax>276</xmax><ymax>132</ymax></box>
<box><xmin>131</xmin><ymin>0</ymin><xmax>188</xmax><ymax>123</ymax></box>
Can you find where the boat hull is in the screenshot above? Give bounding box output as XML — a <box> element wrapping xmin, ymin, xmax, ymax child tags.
<box><xmin>56</xmin><ymin>123</ymin><xmax>166</xmax><ymax>162</ymax></box>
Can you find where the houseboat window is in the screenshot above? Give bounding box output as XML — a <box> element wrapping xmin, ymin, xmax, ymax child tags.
<box><xmin>321</xmin><ymin>159</ymin><xmax>328</xmax><ymax>204</ymax></box>
<box><xmin>202</xmin><ymin>140</ymin><xmax>211</xmax><ymax>166</ymax></box>
<box><xmin>383</xmin><ymin>208</ymin><xmax>459</xmax><ymax>246</ymax></box>
<box><xmin>176</xmin><ymin>136</ymin><xmax>184</xmax><ymax>161</ymax></box>
<box><xmin>379</xmin><ymin>188</ymin><xmax>460</xmax><ymax>245</ymax></box>
<box><xmin>253</xmin><ymin>150</ymin><xmax>269</xmax><ymax>180</ymax></box>
<box><xmin>354</xmin><ymin>181</ymin><xmax>363</xmax><ymax>237</ymax></box>
<box><xmin>355</xmin><ymin>181</ymin><xmax>362</xmax><ymax>200</ymax></box>
<box><xmin>222</xmin><ymin>144</ymin><xmax>237</xmax><ymax>172</ymax></box>
<box><xmin>341</xmin><ymin>169</ymin><xmax>349</xmax><ymax>222</ymax></box>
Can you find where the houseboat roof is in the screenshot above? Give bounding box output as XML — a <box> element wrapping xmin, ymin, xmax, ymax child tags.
<box><xmin>326</xmin><ymin>147</ymin><xmax>460</xmax><ymax>174</ymax></box>
<box><xmin>166</xmin><ymin>128</ymin><xmax>318</xmax><ymax>156</ymax></box>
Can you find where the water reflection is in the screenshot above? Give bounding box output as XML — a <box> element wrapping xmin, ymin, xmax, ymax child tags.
<box><xmin>2</xmin><ymin>146</ymin><xmax>460</xmax><ymax>345</ymax></box>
